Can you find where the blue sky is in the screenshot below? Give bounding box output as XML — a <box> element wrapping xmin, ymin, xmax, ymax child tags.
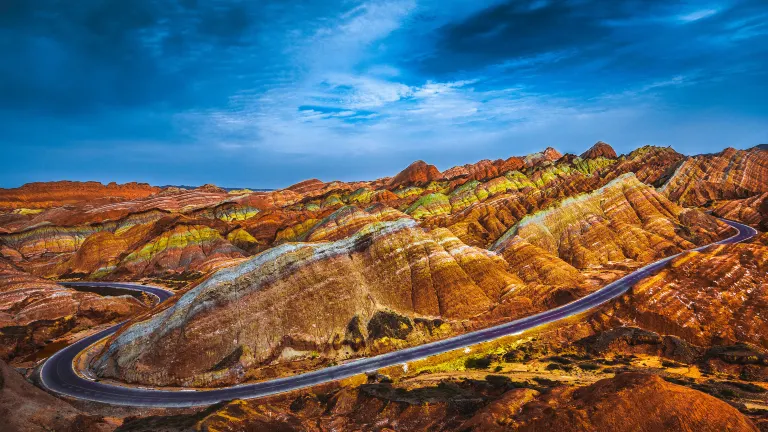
<box><xmin>1</xmin><ymin>0</ymin><xmax>767</xmax><ymax>188</ymax></box>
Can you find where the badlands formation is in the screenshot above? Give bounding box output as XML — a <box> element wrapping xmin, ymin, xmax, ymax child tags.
<box><xmin>1</xmin><ymin>142</ymin><xmax>768</xmax><ymax>431</ymax></box>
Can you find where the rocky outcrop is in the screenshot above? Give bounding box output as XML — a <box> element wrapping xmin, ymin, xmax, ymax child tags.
<box><xmin>92</xmin><ymin>219</ymin><xmax>523</xmax><ymax>386</ymax></box>
<box><xmin>389</xmin><ymin>161</ymin><xmax>443</xmax><ymax>188</ymax></box>
<box><xmin>0</xmin><ymin>259</ymin><xmax>145</xmax><ymax>362</ymax></box>
<box><xmin>581</xmin><ymin>141</ymin><xmax>617</xmax><ymax>159</ymax></box>
<box><xmin>661</xmin><ymin>147</ymin><xmax>768</xmax><ymax>207</ymax></box>
<box><xmin>523</xmin><ymin>147</ymin><xmax>562</xmax><ymax>167</ymax></box>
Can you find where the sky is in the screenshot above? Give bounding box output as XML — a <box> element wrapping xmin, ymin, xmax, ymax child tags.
<box><xmin>1</xmin><ymin>0</ymin><xmax>767</xmax><ymax>189</ymax></box>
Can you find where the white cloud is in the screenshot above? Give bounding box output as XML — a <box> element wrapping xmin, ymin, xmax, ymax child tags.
<box><xmin>678</xmin><ymin>9</ymin><xmax>718</xmax><ymax>22</ymax></box>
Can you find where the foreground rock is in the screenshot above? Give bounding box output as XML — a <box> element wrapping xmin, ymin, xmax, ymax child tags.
<box><xmin>0</xmin><ymin>360</ymin><xmax>112</xmax><ymax>432</ymax></box>
<box><xmin>0</xmin><ymin>258</ymin><xmax>146</xmax><ymax>362</ymax></box>
<box><xmin>502</xmin><ymin>373</ymin><xmax>757</xmax><ymax>432</ymax></box>
<box><xmin>114</xmin><ymin>373</ymin><xmax>757</xmax><ymax>432</ymax></box>
<box><xmin>595</xmin><ymin>239</ymin><xmax>768</xmax><ymax>349</ymax></box>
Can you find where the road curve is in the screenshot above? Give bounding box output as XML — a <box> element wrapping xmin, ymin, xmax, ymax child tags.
<box><xmin>39</xmin><ymin>218</ymin><xmax>758</xmax><ymax>407</ymax></box>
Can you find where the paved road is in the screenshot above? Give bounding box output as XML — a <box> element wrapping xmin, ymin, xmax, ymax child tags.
<box><xmin>39</xmin><ymin>218</ymin><xmax>758</xmax><ymax>407</ymax></box>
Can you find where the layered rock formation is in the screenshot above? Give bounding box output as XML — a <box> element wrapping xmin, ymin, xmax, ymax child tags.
<box><xmin>0</xmin><ymin>144</ymin><xmax>693</xmax><ymax>285</ymax></box>
<box><xmin>114</xmin><ymin>224</ymin><xmax>246</xmax><ymax>279</ymax></box>
<box><xmin>442</xmin><ymin>157</ymin><xmax>525</xmax><ymax>182</ymax></box>
<box><xmin>0</xmin><ymin>258</ymin><xmax>145</xmax><ymax>362</ymax></box>
<box><xmin>661</xmin><ymin>146</ymin><xmax>768</xmax><ymax>207</ymax></box>
<box><xmin>492</xmin><ymin>173</ymin><xmax>729</xmax><ymax>271</ymax></box>
<box><xmin>91</xmin><ymin>219</ymin><xmax>529</xmax><ymax>385</ymax></box>
<box><xmin>606</xmin><ymin>145</ymin><xmax>684</xmax><ymax>186</ymax></box>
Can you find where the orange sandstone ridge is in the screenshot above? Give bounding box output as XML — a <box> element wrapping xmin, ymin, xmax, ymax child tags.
<box><xmin>0</xmin><ymin>180</ymin><xmax>160</xmax><ymax>210</ymax></box>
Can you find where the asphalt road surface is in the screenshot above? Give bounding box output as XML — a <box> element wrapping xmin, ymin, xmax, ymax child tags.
<box><xmin>38</xmin><ymin>218</ymin><xmax>758</xmax><ymax>407</ymax></box>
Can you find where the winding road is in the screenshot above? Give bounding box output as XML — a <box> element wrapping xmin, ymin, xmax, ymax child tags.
<box><xmin>39</xmin><ymin>218</ymin><xmax>758</xmax><ymax>407</ymax></box>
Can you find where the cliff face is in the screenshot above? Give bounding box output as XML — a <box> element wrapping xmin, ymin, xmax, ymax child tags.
<box><xmin>0</xmin><ymin>258</ymin><xmax>145</xmax><ymax>362</ymax></box>
<box><xmin>661</xmin><ymin>147</ymin><xmax>768</xmax><ymax>207</ymax></box>
<box><xmin>92</xmin><ymin>219</ymin><xmax>524</xmax><ymax>386</ymax></box>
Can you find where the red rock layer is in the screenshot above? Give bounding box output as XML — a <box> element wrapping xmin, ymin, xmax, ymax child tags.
<box><xmin>662</xmin><ymin>146</ymin><xmax>768</xmax><ymax>207</ymax></box>
<box><xmin>389</xmin><ymin>160</ymin><xmax>443</xmax><ymax>188</ymax></box>
<box><xmin>442</xmin><ymin>157</ymin><xmax>526</xmax><ymax>182</ymax></box>
<box><xmin>581</xmin><ymin>141</ymin><xmax>618</xmax><ymax>159</ymax></box>
<box><xmin>0</xmin><ymin>180</ymin><xmax>159</xmax><ymax>210</ymax></box>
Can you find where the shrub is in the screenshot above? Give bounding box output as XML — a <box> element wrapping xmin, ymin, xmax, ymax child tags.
<box><xmin>465</xmin><ymin>356</ymin><xmax>492</xmax><ymax>369</ymax></box>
